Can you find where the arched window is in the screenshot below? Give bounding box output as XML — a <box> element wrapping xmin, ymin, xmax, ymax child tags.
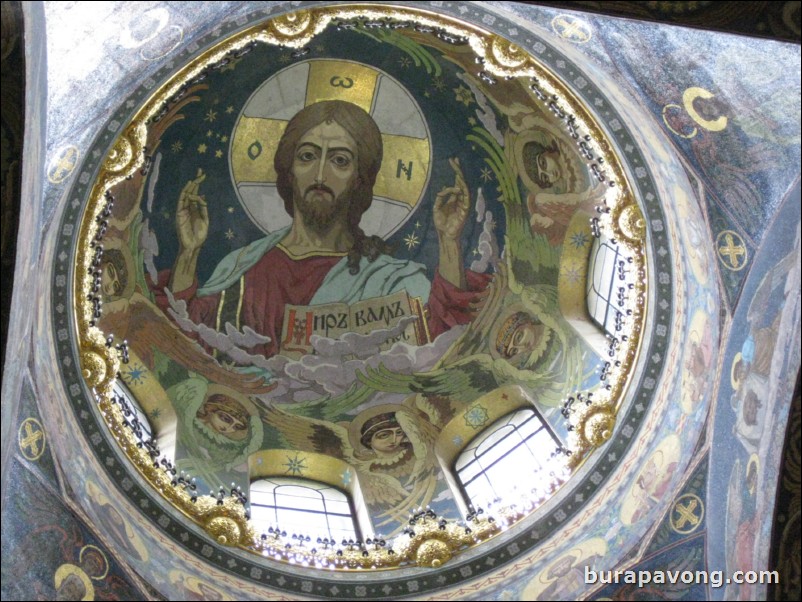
<box><xmin>250</xmin><ymin>477</ymin><xmax>358</xmax><ymax>541</ymax></box>
<box><xmin>113</xmin><ymin>381</ymin><xmax>153</xmax><ymax>443</ymax></box>
<box><xmin>454</xmin><ymin>407</ymin><xmax>562</xmax><ymax>509</ymax></box>
<box><xmin>587</xmin><ymin>234</ymin><xmax>631</xmax><ymax>336</ymax></box>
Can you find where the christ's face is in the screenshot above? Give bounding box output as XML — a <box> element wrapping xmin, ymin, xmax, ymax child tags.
<box><xmin>291</xmin><ymin>120</ymin><xmax>358</xmax><ymax>228</ymax></box>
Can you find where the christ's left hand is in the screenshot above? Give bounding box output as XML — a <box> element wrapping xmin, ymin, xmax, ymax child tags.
<box><xmin>433</xmin><ymin>158</ymin><xmax>470</xmax><ymax>243</ymax></box>
<box><xmin>434</xmin><ymin>158</ymin><xmax>470</xmax><ymax>289</ymax></box>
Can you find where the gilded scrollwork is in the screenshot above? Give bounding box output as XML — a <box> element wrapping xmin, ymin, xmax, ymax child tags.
<box><xmin>72</xmin><ymin>3</ymin><xmax>647</xmax><ymax>569</ymax></box>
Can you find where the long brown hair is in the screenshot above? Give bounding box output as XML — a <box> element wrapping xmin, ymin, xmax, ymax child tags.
<box><xmin>274</xmin><ymin>100</ymin><xmax>391</xmax><ymax>273</ymax></box>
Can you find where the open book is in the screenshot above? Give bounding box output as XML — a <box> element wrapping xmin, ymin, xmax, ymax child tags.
<box><xmin>279</xmin><ymin>290</ymin><xmax>429</xmax><ymax>359</ymax></box>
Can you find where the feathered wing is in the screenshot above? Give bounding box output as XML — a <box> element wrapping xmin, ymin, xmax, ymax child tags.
<box><xmin>436</xmin><ymin>264</ymin><xmax>508</xmax><ymax>364</ymax></box>
<box><xmin>99</xmin><ymin>292</ymin><xmax>273</xmax><ymax>394</ymax></box>
<box><xmin>352</xmin><ymin>469</ymin><xmax>414</xmax><ymax>510</ymax></box>
<box><xmin>391</xmin><ymin>409</ymin><xmax>441</xmax><ymax>524</ymax></box>
<box><xmin>357</xmin><ymin>357</ymin><xmax>499</xmax><ymax>409</ymax></box>
<box><xmin>467</xmin><ymin>126</ymin><xmax>559</xmax><ymax>291</ymax></box>
<box><xmin>395</xmin><ymin>408</ymin><xmax>438</xmax><ymax>487</ymax></box>
<box><xmin>273</xmin><ymin>382</ymin><xmax>376</xmax><ymax>423</ymax></box>
<box><xmin>260</xmin><ymin>403</ymin><xmax>353</xmax><ymax>460</ymax></box>
<box><xmin>371</xmin><ymin>476</ymin><xmax>438</xmax><ymax>529</ymax></box>
<box><xmin>261</xmin><ymin>404</ymin><xmax>422</xmax><ymax>527</ymax></box>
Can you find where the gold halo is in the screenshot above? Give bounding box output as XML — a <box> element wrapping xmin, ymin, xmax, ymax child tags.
<box><xmin>229</xmin><ymin>58</ymin><xmax>432</xmax><ymax>239</ymax></box>
<box><xmin>487</xmin><ymin>301</ymin><xmax>552</xmax><ymax>365</ymax></box>
<box><xmin>521</xmin><ymin>537</ymin><xmax>607</xmax><ymax>598</ymax></box>
<box><xmin>204</xmin><ymin>383</ymin><xmax>259</xmax><ymax>418</ymax></box>
<box><xmin>79</xmin><ymin>544</ymin><xmax>109</xmax><ymax>580</ymax></box>
<box><xmin>54</xmin><ymin>564</ymin><xmax>95</xmax><ymax>601</ymax></box>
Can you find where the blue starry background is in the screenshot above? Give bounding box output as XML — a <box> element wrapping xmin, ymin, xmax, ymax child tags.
<box><xmin>146</xmin><ymin>26</ymin><xmax>508</xmax><ymax>284</ymax></box>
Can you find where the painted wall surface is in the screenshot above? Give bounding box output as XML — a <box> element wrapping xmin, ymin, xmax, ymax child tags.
<box><xmin>1</xmin><ymin>2</ymin><xmax>799</xmax><ymax>601</ymax></box>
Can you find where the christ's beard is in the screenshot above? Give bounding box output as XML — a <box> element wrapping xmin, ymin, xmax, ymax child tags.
<box><xmin>293</xmin><ymin>180</ymin><xmax>355</xmax><ymax>232</ymax></box>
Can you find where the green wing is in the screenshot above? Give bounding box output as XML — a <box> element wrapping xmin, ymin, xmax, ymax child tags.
<box><xmin>358</xmin><ymin>357</ymin><xmax>499</xmax><ymax>405</ymax></box>
<box><xmin>271</xmin><ymin>382</ymin><xmax>375</xmax><ymax>422</ymax></box>
<box><xmin>467</xmin><ymin>125</ymin><xmax>559</xmax><ymax>290</ymax></box>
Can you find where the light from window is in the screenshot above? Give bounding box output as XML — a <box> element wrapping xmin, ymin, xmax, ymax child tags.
<box><xmin>454</xmin><ymin>408</ymin><xmax>563</xmax><ymax>510</ymax></box>
<box><xmin>113</xmin><ymin>380</ymin><xmax>154</xmax><ymax>443</ymax></box>
<box><xmin>250</xmin><ymin>478</ymin><xmax>357</xmax><ymax>542</ymax></box>
<box><xmin>587</xmin><ymin>235</ymin><xmax>631</xmax><ymax>336</ymax></box>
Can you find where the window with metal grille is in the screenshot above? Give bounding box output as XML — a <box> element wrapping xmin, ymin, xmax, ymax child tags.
<box><xmin>454</xmin><ymin>408</ymin><xmax>562</xmax><ymax>509</ymax></box>
<box><xmin>250</xmin><ymin>478</ymin><xmax>358</xmax><ymax>541</ymax></box>
<box><xmin>113</xmin><ymin>380</ymin><xmax>154</xmax><ymax>443</ymax></box>
<box><xmin>587</xmin><ymin>235</ymin><xmax>629</xmax><ymax>336</ymax></box>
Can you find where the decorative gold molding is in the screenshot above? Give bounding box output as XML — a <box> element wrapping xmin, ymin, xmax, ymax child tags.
<box><xmin>435</xmin><ymin>385</ymin><xmax>536</xmax><ymax>469</ymax></box>
<box><xmin>73</xmin><ymin>3</ymin><xmax>647</xmax><ymax>569</ymax></box>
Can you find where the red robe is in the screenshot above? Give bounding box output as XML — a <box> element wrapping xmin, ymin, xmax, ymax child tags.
<box><xmin>153</xmin><ymin>246</ymin><xmax>489</xmax><ymax>357</ymax></box>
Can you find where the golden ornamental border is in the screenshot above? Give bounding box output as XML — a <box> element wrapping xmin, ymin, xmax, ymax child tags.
<box><xmin>73</xmin><ymin>3</ymin><xmax>647</xmax><ymax>569</ymax></box>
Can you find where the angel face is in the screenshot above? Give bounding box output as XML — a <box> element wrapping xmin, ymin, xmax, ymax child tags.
<box><xmin>505</xmin><ymin>321</ymin><xmax>540</xmax><ymax>358</ymax></box>
<box><xmin>370</xmin><ymin>426</ymin><xmax>409</xmax><ymax>455</ymax></box>
<box><xmin>495</xmin><ymin>312</ymin><xmax>545</xmax><ymax>366</ymax></box>
<box><xmin>101</xmin><ymin>261</ymin><xmax>122</xmax><ymax>298</ymax></box>
<box><xmin>523</xmin><ymin>139</ymin><xmax>562</xmax><ymax>189</ymax></box>
<box><xmin>535</xmin><ymin>150</ymin><xmax>562</xmax><ymax>189</ymax></box>
<box><xmin>196</xmin><ymin>394</ymin><xmax>249</xmax><ymax>441</ymax></box>
<box><xmin>359</xmin><ymin>412</ymin><xmax>411</xmax><ymax>456</ymax></box>
<box><xmin>100</xmin><ymin>248</ymin><xmax>128</xmax><ymax>301</ymax></box>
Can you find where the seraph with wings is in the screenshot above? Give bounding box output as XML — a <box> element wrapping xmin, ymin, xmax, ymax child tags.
<box><xmin>260</xmin><ymin>400</ymin><xmax>440</xmax><ymax>532</ymax></box>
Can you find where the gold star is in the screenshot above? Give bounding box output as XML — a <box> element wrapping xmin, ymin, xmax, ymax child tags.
<box><xmin>171</xmin><ymin>141</ymin><xmax>183</xmax><ymax>153</ymax></box>
<box><xmin>225</xmin><ymin>105</ymin><xmax>235</xmax><ymax>114</ymax></box>
<box><xmin>197</xmin><ymin>143</ymin><xmax>207</xmax><ymax>154</ymax></box>
<box><xmin>227</xmin><ymin>206</ymin><xmax>235</xmax><ymax>213</ymax></box>
<box><xmin>468</xmin><ymin>117</ymin><xmax>477</xmax><ymax>126</ymax></box>
<box><xmin>204</xmin><ymin>109</ymin><xmax>217</xmax><ymax>123</ymax></box>
<box><xmin>220</xmin><ymin>135</ymin><xmax>229</xmax><ymax>143</ymax></box>
<box><xmin>206</xmin><ymin>129</ymin><xmax>213</xmax><ymax>137</ymax></box>
<box><xmin>454</xmin><ymin>85</ymin><xmax>474</xmax><ymax>107</ymax></box>
<box><xmin>403</xmin><ymin>232</ymin><xmax>420</xmax><ymax>250</ymax></box>
<box><xmin>215</xmin><ymin>149</ymin><xmax>223</xmax><ymax>158</ymax></box>
<box><xmin>225</xmin><ymin>228</ymin><xmax>235</xmax><ymax>240</ymax></box>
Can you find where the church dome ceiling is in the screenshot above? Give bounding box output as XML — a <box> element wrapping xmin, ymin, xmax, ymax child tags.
<box><xmin>31</xmin><ymin>2</ymin><xmax>790</xmax><ymax>600</ymax></box>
